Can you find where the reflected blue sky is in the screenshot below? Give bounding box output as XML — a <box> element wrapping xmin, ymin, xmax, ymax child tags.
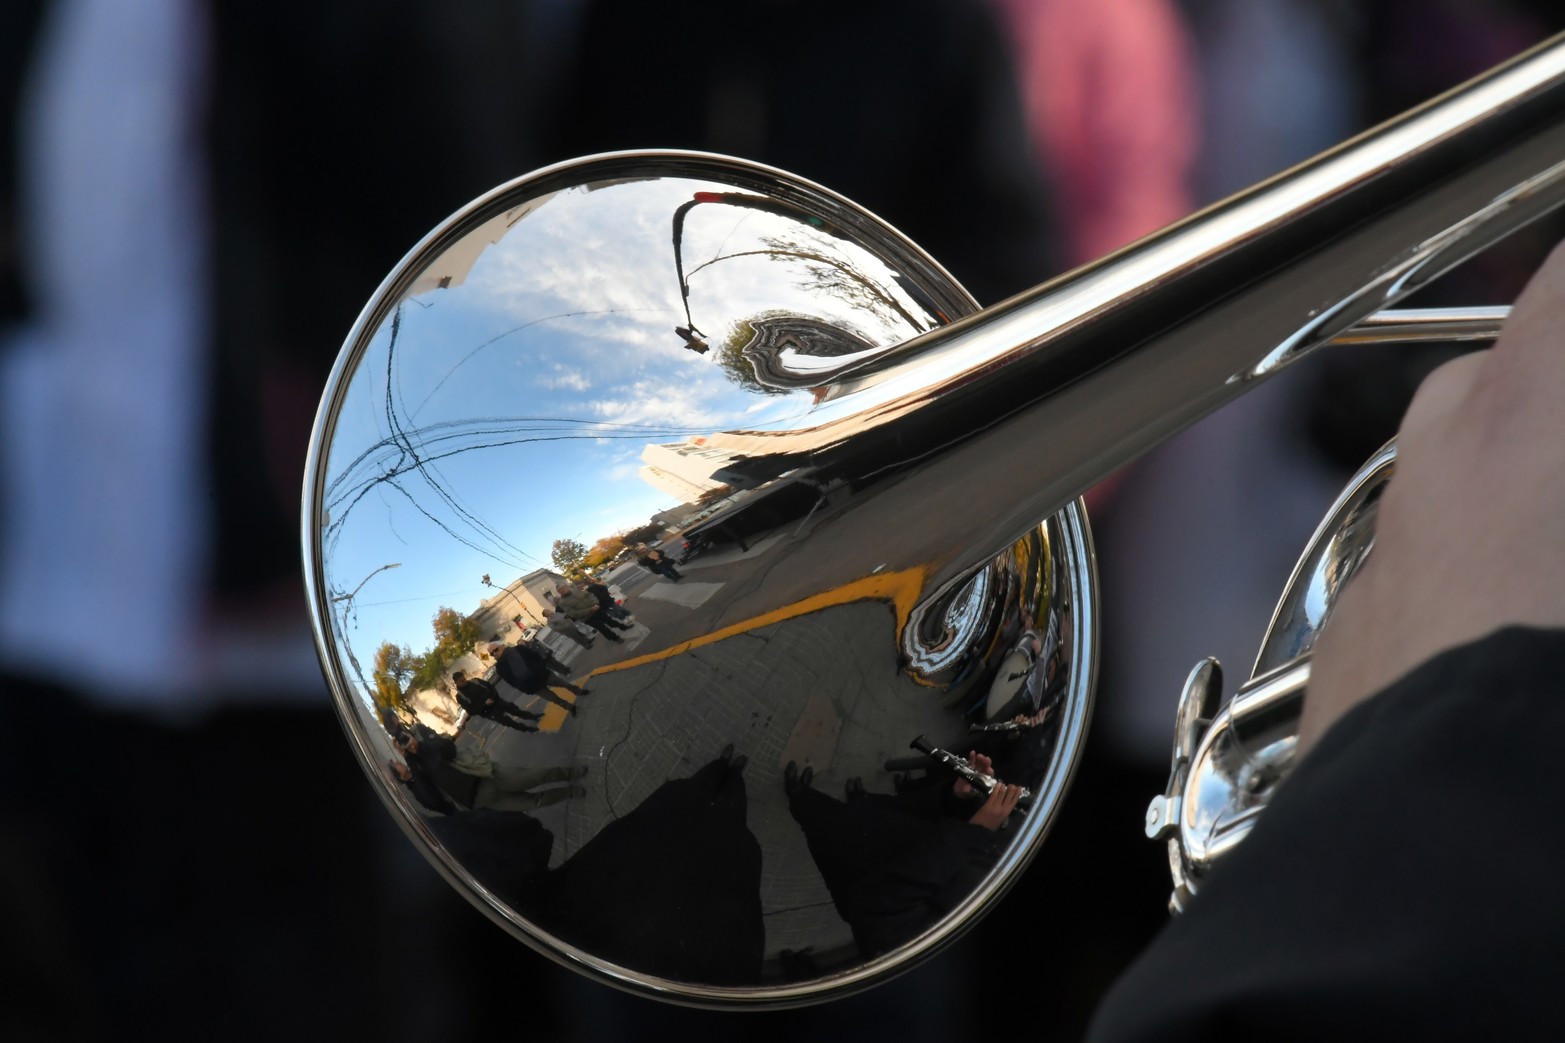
<box><xmin>319</xmin><ymin>174</ymin><xmax>937</xmax><ymax>682</ymax></box>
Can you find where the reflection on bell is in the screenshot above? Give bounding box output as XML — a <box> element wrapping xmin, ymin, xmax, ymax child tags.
<box><xmin>305</xmin><ymin>151</ymin><xmax>1095</xmax><ymax>1007</ymax></box>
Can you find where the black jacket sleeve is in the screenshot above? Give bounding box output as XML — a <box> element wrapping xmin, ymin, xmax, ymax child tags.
<box><xmin>1087</xmin><ymin>627</ymin><xmax>1565</xmax><ymax>1042</ymax></box>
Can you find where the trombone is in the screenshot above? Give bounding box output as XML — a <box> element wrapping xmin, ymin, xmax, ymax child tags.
<box><xmin>304</xmin><ymin>32</ymin><xmax>1565</xmax><ymax>1006</ymax></box>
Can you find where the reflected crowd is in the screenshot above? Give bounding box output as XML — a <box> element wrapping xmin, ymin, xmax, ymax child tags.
<box><xmin>368</xmin><ymin>519</ymin><xmax>1074</xmax><ymax>986</ymax></box>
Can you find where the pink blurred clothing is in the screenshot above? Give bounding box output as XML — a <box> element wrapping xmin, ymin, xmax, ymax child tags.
<box><xmin>993</xmin><ymin>0</ymin><xmax>1199</xmax><ymax>266</ymax></box>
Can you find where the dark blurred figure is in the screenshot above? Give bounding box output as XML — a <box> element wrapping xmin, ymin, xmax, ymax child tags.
<box><xmin>535</xmin><ymin>747</ymin><xmax>764</xmax><ymax>987</ymax></box>
<box><xmin>551</xmin><ymin>0</ymin><xmax>1058</xmax><ymax>306</ymax></box>
<box><xmin>992</xmin><ymin>0</ymin><xmax>1199</xmax><ymax>267</ymax></box>
<box><xmin>490</xmin><ymin>639</ymin><xmax>586</xmax><ymax>716</ymax></box>
<box><xmin>206</xmin><ymin>1</ymin><xmax>552</xmax><ymax>604</ymax></box>
<box><xmin>452</xmin><ymin>669</ymin><xmax>544</xmax><ymax>732</ymax></box>
<box><xmin>0</xmin><ymin>2</ymin><xmax>48</xmax><ymax>330</ymax></box>
<box><xmin>784</xmin><ymin>758</ymin><xmax>1013</xmax><ymax>961</ymax></box>
<box><xmin>1307</xmin><ymin>0</ymin><xmax>1565</xmax><ymax>472</ymax></box>
<box><xmin>0</xmin><ymin>2</ymin><xmax>575</xmax><ymax>1039</ymax></box>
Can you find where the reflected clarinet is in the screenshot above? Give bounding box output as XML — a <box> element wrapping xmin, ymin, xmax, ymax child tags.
<box><xmin>968</xmin><ymin>721</ymin><xmax>1025</xmax><ymax>734</ymax></box>
<box><xmin>968</xmin><ymin>714</ymin><xmax>1050</xmax><ymax>735</ymax></box>
<box><xmin>909</xmin><ymin>735</ymin><xmax>1033</xmax><ymax>805</ymax></box>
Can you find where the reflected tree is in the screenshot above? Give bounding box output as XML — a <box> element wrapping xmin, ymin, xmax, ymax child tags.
<box><xmin>371</xmin><ymin>641</ymin><xmax>422</xmax><ymax>718</ymax></box>
<box><xmin>583</xmin><ymin>534</ymin><xmax>626</xmax><ymax>573</ymax></box>
<box><xmin>708</xmin><ymin>229</ymin><xmax>920</xmax><ymax>399</ymax></box>
<box><xmin>696</xmin><ymin>484</ymin><xmax>735</xmax><ymax>508</ymax></box>
<box><xmin>720</xmin><ymin>318</ymin><xmax>793</xmax><ymax>397</ymax></box>
<box><xmin>410</xmin><ymin>606</ymin><xmax>484</xmax><ymax>691</ymax></box>
<box><xmin>620</xmin><ymin>521</ymin><xmax>666</xmax><ymax>547</ymax></box>
<box><xmin>754</xmin><ymin>232</ymin><xmax>922</xmax><ymax>334</ymax></box>
<box><xmin>552</xmin><ymin>538</ymin><xmax>588</xmax><ymax>577</ymax></box>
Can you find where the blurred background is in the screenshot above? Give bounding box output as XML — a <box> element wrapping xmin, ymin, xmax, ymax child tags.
<box><xmin>2</xmin><ymin>1</ymin><xmax>1561</xmax><ymax>1039</ymax></box>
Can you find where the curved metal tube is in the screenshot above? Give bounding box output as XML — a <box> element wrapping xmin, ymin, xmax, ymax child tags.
<box><xmin>1335</xmin><ymin>306</ymin><xmax>1509</xmax><ymax>346</ymax></box>
<box><xmin>713</xmin><ymin>33</ymin><xmax>1565</xmax><ymax>600</ymax></box>
<box><xmin>1148</xmin><ymin>440</ymin><xmax>1398</xmax><ymax>910</ymax></box>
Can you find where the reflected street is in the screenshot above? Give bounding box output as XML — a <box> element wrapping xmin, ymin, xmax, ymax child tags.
<box><xmin>306</xmin><ymin>153</ymin><xmax>1096</xmax><ymax>999</ymax></box>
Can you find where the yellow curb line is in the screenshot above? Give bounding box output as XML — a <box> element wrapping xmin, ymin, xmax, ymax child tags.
<box><xmin>580</xmin><ymin>566</ymin><xmax>926</xmax><ymax>680</ymax></box>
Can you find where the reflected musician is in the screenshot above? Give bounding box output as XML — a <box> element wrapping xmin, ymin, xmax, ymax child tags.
<box><xmin>783</xmin><ymin>754</ymin><xmax>1022</xmax><ymax>961</ymax></box>
<box><xmin>909</xmin><ymin>736</ymin><xmax>1033</xmax><ymax>809</ymax></box>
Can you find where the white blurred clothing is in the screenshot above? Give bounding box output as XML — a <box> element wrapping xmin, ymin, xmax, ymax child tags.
<box><xmin>0</xmin><ymin>0</ymin><xmax>210</xmax><ymax>705</ymax></box>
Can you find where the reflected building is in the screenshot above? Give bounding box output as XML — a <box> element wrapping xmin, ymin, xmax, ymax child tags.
<box><xmin>638</xmin><ymin>440</ymin><xmax>744</xmax><ymax>502</ymax></box>
<box><xmin>404</xmin><ymin>195</ymin><xmax>561</xmax><ymax>298</ymax></box>
<box><xmin>406</xmin><ymin>685</ymin><xmax>461</xmax><ymax>734</ymax></box>
<box><xmin>474</xmin><ymin>568</ymin><xmax>570</xmax><ymax>632</ymax></box>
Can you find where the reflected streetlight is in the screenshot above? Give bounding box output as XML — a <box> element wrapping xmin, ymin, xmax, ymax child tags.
<box><xmin>330</xmin><ymin>562</ymin><xmax>403</xmax><ymax>703</ymax></box>
<box><xmin>482</xmin><ymin>573</ymin><xmax>530</xmax><ymax>625</ymax></box>
<box><xmin>334</xmin><ymin>562</ymin><xmax>404</xmax><ymax>605</ymax></box>
<box><xmin>674</xmin><ymin>324</ymin><xmax>710</xmax><ymax>354</ymax></box>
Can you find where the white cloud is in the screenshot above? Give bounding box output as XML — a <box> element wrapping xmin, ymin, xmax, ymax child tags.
<box><xmin>358</xmin><ymin>169</ymin><xmax>942</xmax><ymax>450</ymax></box>
<box><xmin>541</xmin><ymin>368</ymin><xmax>592</xmax><ymax>392</ymax></box>
<box><xmin>586</xmin><ymin>374</ymin><xmax>735</xmax><ymax>430</ymax></box>
<box><xmin>605</xmin><ymin>462</ymin><xmax>641</xmax><ymax>482</ymax></box>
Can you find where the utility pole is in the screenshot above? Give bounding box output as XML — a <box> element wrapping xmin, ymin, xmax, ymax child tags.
<box><xmin>330</xmin><ymin>562</ymin><xmax>403</xmax><ymax>701</ymax></box>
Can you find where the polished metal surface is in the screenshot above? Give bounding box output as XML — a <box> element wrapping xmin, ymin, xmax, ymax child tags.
<box><xmin>662</xmin><ymin>33</ymin><xmax>1565</xmax><ymax>589</ymax></box>
<box><xmin>306</xmin><ymin>30</ymin><xmax>1565</xmax><ymax>1006</ymax></box>
<box><xmin>1149</xmin><ymin>442</ymin><xmax>1398</xmax><ymax>910</ymax></box>
<box><xmin>305</xmin><ymin>154</ymin><xmax>1096</xmax><ymax>1005</ymax></box>
<box><xmin>1331</xmin><ymin>306</ymin><xmax>1509</xmax><ymax>347</ymax></box>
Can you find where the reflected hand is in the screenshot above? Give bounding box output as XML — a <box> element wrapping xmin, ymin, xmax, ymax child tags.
<box><xmin>953</xmin><ymin>750</ymin><xmax>994</xmax><ymax>798</ymax></box>
<box><xmin>969</xmin><ymin>783</ymin><xmax>1021</xmax><ymax>830</ymax></box>
<box><xmin>1304</xmin><ymin>239</ymin><xmax>1565</xmax><ymax>754</ymax></box>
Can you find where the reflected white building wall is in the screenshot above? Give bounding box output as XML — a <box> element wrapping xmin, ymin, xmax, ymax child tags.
<box><xmin>477</xmin><ymin>568</ymin><xmax>570</xmax><ymax>632</ymax></box>
<box><xmin>638</xmin><ymin>441</ymin><xmax>742</xmax><ymax>502</ymax></box>
<box><xmin>407</xmin><ymin>685</ymin><xmax>461</xmax><ymax>734</ymax></box>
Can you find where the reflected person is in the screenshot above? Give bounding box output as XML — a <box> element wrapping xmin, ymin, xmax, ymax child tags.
<box><xmin>489</xmin><ymin>641</ymin><xmax>588</xmax><ymax>718</ymax></box>
<box><xmin>388</xmin><ymin>758</ymin><xmax>556</xmax><ymax>908</ymax></box>
<box><xmin>451</xmin><ymin>669</ymin><xmax>542</xmax><ymax>733</ymax></box>
<box><xmin>532</xmin><ymin>746</ymin><xmax>763</xmax><ymax>985</ymax></box>
<box><xmin>389</xmin><ymin>756</ymin><xmax>457</xmax><ymax>816</ymax></box>
<box><xmin>395</xmin><ymin>729</ymin><xmax>587</xmax><ymax>812</ymax></box>
<box><xmin>784</xmin><ymin>759</ymin><xmax>1020</xmax><ymax>959</ymax></box>
<box><xmin>634</xmin><ymin>543</ymin><xmax>682</xmax><ymax>582</ymax></box>
<box><xmin>428</xmin><ymin>808</ymin><xmax>555</xmax><ymax>911</ymax></box>
<box><xmin>555</xmin><ymin>582</ymin><xmax>630</xmax><ymax>643</ymax></box>
<box><xmin>966</xmin><ymin>708</ymin><xmax>1062</xmax><ymax>798</ymax></box>
<box><xmin>541</xmin><ymin>608</ymin><xmax>594</xmax><ymax>650</ymax></box>
<box><xmin>583</xmin><ymin>574</ymin><xmax>633</xmax><ymax>624</ymax></box>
